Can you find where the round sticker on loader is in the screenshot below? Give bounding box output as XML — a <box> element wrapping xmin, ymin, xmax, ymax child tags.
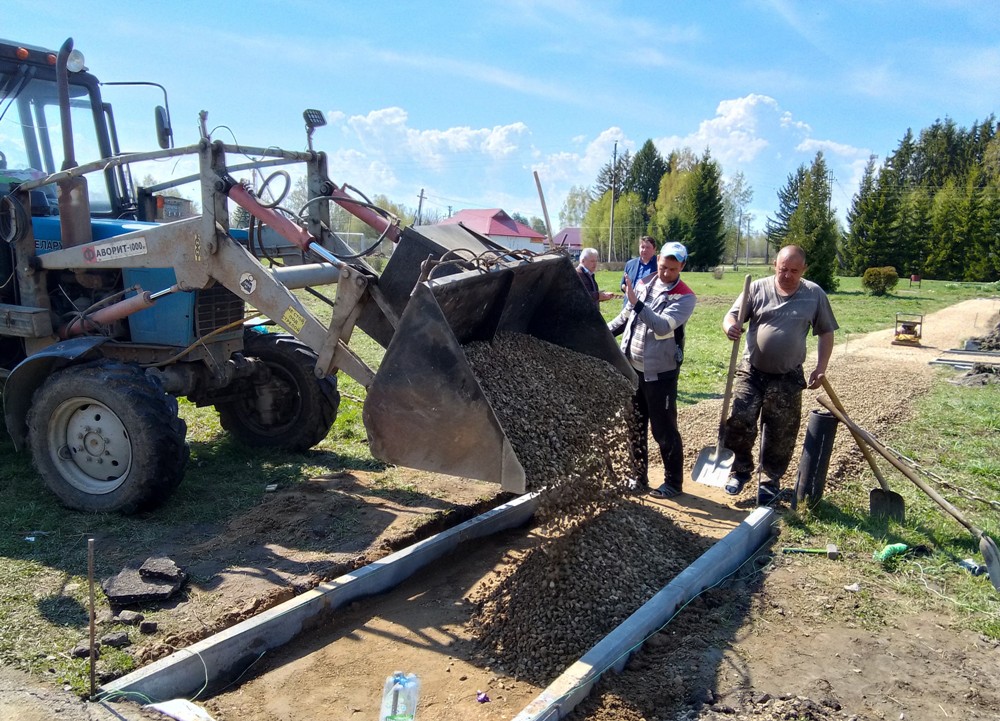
<box><xmin>239</xmin><ymin>273</ymin><xmax>257</xmax><ymax>295</ymax></box>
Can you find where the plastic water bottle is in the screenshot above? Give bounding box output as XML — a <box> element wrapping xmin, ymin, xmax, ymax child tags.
<box><xmin>958</xmin><ymin>558</ymin><xmax>986</xmax><ymax>576</ymax></box>
<box><xmin>379</xmin><ymin>671</ymin><xmax>420</xmax><ymax>721</ymax></box>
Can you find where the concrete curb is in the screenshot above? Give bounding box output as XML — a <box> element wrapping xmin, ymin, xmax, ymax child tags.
<box><xmin>101</xmin><ymin>492</ymin><xmax>540</xmax><ymax>704</ymax></box>
<box><xmin>512</xmin><ymin>506</ymin><xmax>777</xmax><ymax>721</ymax></box>
<box><xmin>102</xmin><ymin>497</ymin><xmax>774</xmax><ymax>718</ymax></box>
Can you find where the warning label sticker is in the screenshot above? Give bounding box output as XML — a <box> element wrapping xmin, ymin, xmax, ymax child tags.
<box><xmin>83</xmin><ymin>236</ymin><xmax>148</xmax><ymax>263</ymax></box>
<box><xmin>282</xmin><ymin>306</ymin><xmax>306</xmax><ymax>334</ymax></box>
<box><xmin>239</xmin><ymin>272</ymin><xmax>257</xmax><ymax>295</ymax></box>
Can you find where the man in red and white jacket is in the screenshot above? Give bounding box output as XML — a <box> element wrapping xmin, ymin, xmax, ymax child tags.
<box><xmin>609</xmin><ymin>241</ymin><xmax>697</xmax><ymax>499</ymax></box>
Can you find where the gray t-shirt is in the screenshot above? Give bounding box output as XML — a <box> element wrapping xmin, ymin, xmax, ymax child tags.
<box><xmin>727</xmin><ymin>277</ymin><xmax>838</xmax><ymax>374</ymax></box>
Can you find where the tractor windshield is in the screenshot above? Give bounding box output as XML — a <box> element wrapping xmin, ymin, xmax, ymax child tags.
<box><xmin>1</xmin><ymin>64</ymin><xmax>113</xmax><ymax>213</ymax></box>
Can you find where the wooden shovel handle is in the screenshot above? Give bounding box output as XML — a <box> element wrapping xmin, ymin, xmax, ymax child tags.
<box><xmin>817</xmin><ymin>396</ymin><xmax>982</xmax><ymax>538</ymax></box>
<box><xmin>716</xmin><ymin>274</ymin><xmax>752</xmax><ymax>447</ymax></box>
<box><xmin>819</xmin><ymin>377</ymin><xmax>892</xmax><ymax>493</ymax></box>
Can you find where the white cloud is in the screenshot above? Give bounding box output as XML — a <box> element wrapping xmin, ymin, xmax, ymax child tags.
<box><xmin>325</xmin><ymin>148</ymin><xmax>399</xmax><ymax>192</ymax></box>
<box><xmin>654</xmin><ymin>95</ymin><xmax>802</xmax><ymax>166</ymax></box>
<box><xmin>318</xmin><ymin>96</ymin><xmax>875</xmax><ymax>228</ymax></box>
<box><xmin>480</xmin><ymin>124</ymin><xmax>530</xmax><ymax>157</ymax></box>
<box><xmin>531</xmin><ymin>127</ymin><xmax>629</xmax><ymax>186</ymax></box>
<box><xmin>337</xmin><ymin>108</ymin><xmax>530</xmax><ymax>173</ymax></box>
<box><xmin>796</xmin><ymin>138</ymin><xmax>866</xmax><ymax>158</ymax></box>
<box><xmin>365</xmin><ymin>48</ymin><xmax>584</xmax><ymax>106</ymax></box>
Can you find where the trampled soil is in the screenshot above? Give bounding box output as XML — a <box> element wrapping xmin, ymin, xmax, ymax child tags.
<box><xmin>2</xmin><ymin>297</ymin><xmax>998</xmax><ymax>721</ymax></box>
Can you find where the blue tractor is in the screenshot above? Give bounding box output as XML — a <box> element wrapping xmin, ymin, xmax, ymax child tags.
<box><xmin>0</xmin><ymin>37</ymin><xmax>631</xmax><ymax>513</ymax></box>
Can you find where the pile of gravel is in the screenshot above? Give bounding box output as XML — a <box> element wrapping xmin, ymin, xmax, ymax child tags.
<box><xmin>466</xmin><ymin>501</ymin><xmax>708</xmax><ymax>685</ymax></box>
<box><xmin>463</xmin><ymin>333</ymin><xmax>707</xmax><ymax>685</ymax></box>
<box><xmin>971</xmin><ymin>319</ymin><xmax>1000</xmax><ymax>351</ymax></box>
<box><xmin>464</xmin><ymin>332</ymin><xmax>637</xmax><ymax>530</ymax></box>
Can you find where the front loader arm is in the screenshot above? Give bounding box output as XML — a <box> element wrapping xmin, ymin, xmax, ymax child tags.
<box><xmin>35</xmin><ymin>216</ymin><xmax>376</xmax><ymax>387</ymax></box>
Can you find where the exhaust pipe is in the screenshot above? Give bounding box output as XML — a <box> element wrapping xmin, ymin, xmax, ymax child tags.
<box><xmin>55</xmin><ymin>37</ymin><xmax>93</xmax><ymax>249</ymax></box>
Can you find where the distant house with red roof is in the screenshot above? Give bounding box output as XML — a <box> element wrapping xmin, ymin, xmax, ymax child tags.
<box><xmin>552</xmin><ymin>226</ymin><xmax>582</xmax><ymax>257</ymax></box>
<box><xmin>437</xmin><ymin>209</ymin><xmax>545</xmax><ymax>251</ymax></box>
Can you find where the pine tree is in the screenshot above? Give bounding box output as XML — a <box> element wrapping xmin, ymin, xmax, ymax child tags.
<box><xmin>594</xmin><ymin>150</ymin><xmax>632</xmax><ymax>201</ymax></box>
<box><xmin>887</xmin><ymin>129</ymin><xmax>919</xmax><ymax>186</ymax></box>
<box><xmin>850</xmin><ymin>115</ymin><xmax>1000</xmax><ymax>281</ymax></box>
<box><xmin>915</xmin><ymin>118</ymin><xmax>961</xmax><ymax>189</ymax></box>
<box><xmin>925</xmin><ymin>179</ymin><xmax>964</xmax><ymax>279</ymax></box>
<box><xmin>891</xmin><ymin>186</ymin><xmax>933</xmax><ymax>277</ymax></box>
<box><xmin>231</xmin><ymin>205</ymin><xmax>251</xmax><ymax>229</ymax></box>
<box><xmin>649</xmin><ymin>166</ymin><xmax>696</xmax><ymax>247</ymax></box>
<box><xmin>686</xmin><ymin>151</ymin><xmax>726</xmax><ymax>270</ymax></box>
<box><xmin>787</xmin><ymin>153</ymin><xmax>839</xmax><ymax>291</ymax></box>
<box><xmin>766</xmin><ymin>167</ymin><xmax>805</xmax><ymax>256</ymax></box>
<box><xmin>974</xmin><ymin>179</ymin><xmax>1000</xmax><ymax>280</ymax></box>
<box><xmin>624</xmin><ymin>139</ymin><xmax>667</xmax><ymax>210</ymax></box>
<box><xmin>843</xmin><ymin>157</ymin><xmax>879</xmax><ymax>274</ymax></box>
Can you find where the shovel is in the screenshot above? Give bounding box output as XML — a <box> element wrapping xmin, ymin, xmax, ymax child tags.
<box><xmin>819</xmin><ymin>377</ymin><xmax>905</xmax><ymax>522</ymax></box>
<box><xmin>817</xmin><ymin>397</ymin><xmax>1000</xmax><ymax>592</ymax></box>
<box><xmin>692</xmin><ymin>274</ymin><xmax>751</xmax><ymax>487</ymax></box>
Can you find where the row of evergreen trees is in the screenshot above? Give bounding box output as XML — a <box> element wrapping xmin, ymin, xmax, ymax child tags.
<box><xmin>572</xmin><ymin>139</ymin><xmax>839</xmax><ymax>285</ymax></box>
<box><xmin>566</xmin><ymin>116</ymin><xmax>1000</xmax><ymax>288</ymax></box>
<box><xmin>843</xmin><ymin>117</ymin><xmax>1000</xmax><ymax>282</ymax></box>
<box><xmin>575</xmin><ymin>141</ymin><xmax>729</xmax><ymax>272</ymax></box>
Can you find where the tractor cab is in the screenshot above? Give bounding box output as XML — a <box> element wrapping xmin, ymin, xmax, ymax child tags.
<box><xmin>0</xmin><ymin>37</ymin><xmax>159</xmax><ymax>219</ymax></box>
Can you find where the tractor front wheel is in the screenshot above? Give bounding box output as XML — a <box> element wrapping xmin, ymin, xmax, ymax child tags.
<box><xmin>26</xmin><ymin>361</ymin><xmax>189</xmax><ymax>514</ymax></box>
<box><xmin>216</xmin><ymin>332</ymin><xmax>340</xmax><ymax>451</ymax></box>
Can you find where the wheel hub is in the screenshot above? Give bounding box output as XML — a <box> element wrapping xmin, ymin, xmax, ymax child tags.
<box><xmin>80</xmin><ymin>427</ymin><xmax>108</xmax><ymax>460</ymax></box>
<box><xmin>52</xmin><ymin>399</ymin><xmax>132</xmax><ymax>487</ymax></box>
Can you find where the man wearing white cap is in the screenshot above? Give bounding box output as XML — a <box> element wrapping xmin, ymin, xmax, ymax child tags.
<box><xmin>609</xmin><ymin>241</ymin><xmax>697</xmax><ymax>499</ymax></box>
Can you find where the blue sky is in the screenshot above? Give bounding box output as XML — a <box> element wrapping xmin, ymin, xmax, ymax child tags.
<box><xmin>6</xmin><ymin>1</ymin><xmax>999</xmax><ymax>232</ymax></box>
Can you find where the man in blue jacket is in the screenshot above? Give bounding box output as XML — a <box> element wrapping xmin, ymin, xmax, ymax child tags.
<box><xmin>609</xmin><ymin>241</ymin><xmax>697</xmax><ymax>499</ymax></box>
<box><xmin>620</xmin><ymin>236</ymin><xmax>658</xmax><ymax>307</ymax></box>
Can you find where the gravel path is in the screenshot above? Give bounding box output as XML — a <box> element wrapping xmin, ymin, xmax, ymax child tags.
<box><xmin>573</xmin><ymin>297</ymin><xmax>1000</xmax><ymax>721</ymax></box>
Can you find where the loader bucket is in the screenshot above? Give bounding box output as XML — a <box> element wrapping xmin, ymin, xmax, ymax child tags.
<box><xmin>362</xmin><ymin>252</ymin><xmax>634</xmax><ymax>493</ymax></box>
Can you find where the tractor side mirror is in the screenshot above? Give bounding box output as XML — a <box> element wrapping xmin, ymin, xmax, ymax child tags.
<box><xmin>155</xmin><ymin>106</ymin><xmax>173</xmax><ymax>149</ymax></box>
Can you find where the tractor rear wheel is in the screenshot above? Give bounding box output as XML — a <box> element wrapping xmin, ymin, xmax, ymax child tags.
<box><xmin>216</xmin><ymin>331</ymin><xmax>340</xmax><ymax>451</ymax></box>
<box><xmin>26</xmin><ymin>361</ymin><xmax>189</xmax><ymax>513</ymax></box>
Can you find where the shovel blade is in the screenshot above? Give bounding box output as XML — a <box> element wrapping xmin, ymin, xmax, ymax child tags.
<box><xmin>692</xmin><ymin>446</ymin><xmax>735</xmax><ymax>487</ymax></box>
<box><xmin>979</xmin><ymin>534</ymin><xmax>1000</xmax><ymax>593</ymax></box>
<box><xmin>869</xmin><ymin>488</ymin><xmax>906</xmax><ymax>523</ymax></box>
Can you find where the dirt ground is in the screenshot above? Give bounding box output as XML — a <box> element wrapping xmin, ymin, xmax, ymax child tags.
<box><xmin>1</xmin><ymin>297</ymin><xmax>998</xmax><ymax>721</ymax></box>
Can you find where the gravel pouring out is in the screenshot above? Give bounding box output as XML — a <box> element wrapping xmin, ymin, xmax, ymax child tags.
<box><xmin>464</xmin><ymin>333</ymin><xmax>709</xmax><ymax>685</ymax></box>
<box><xmin>464</xmin><ymin>332</ymin><xmax>637</xmax><ymax>526</ymax></box>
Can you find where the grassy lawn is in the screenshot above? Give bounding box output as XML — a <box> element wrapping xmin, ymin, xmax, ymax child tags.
<box><xmin>0</xmin><ymin>267</ymin><xmax>996</xmax><ymax>694</ymax></box>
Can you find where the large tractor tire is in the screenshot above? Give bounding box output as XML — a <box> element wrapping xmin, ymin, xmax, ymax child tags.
<box><xmin>26</xmin><ymin>361</ymin><xmax>189</xmax><ymax>514</ymax></box>
<box><xmin>216</xmin><ymin>332</ymin><xmax>340</xmax><ymax>451</ymax></box>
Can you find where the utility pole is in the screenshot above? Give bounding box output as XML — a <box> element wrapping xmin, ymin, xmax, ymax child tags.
<box><xmin>734</xmin><ymin>209</ymin><xmax>742</xmax><ymax>270</ymax></box>
<box><xmin>533</xmin><ymin>170</ymin><xmax>555</xmax><ymax>251</ymax></box>
<box><xmin>745</xmin><ymin>215</ymin><xmax>752</xmax><ymax>267</ymax></box>
<box><xmin>827</xmin><ymin>171</ymin><xmax>834</xmax><ymax>217</ymax></box>
<box><xmin>416</xmin><ymin>189</ymin><xmax>425</xmax><ymax>225</ymax></box>
<box><xmin>608</xmin><ymin>141</ymin><xmax>617</xmax><ymax>262</ymax></box>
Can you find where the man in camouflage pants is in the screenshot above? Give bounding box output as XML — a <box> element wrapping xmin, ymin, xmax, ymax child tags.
<box><xmin>721</xmin><ymin>245</ymin><xmax>838</xmax><ymax>506</ymax></box>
